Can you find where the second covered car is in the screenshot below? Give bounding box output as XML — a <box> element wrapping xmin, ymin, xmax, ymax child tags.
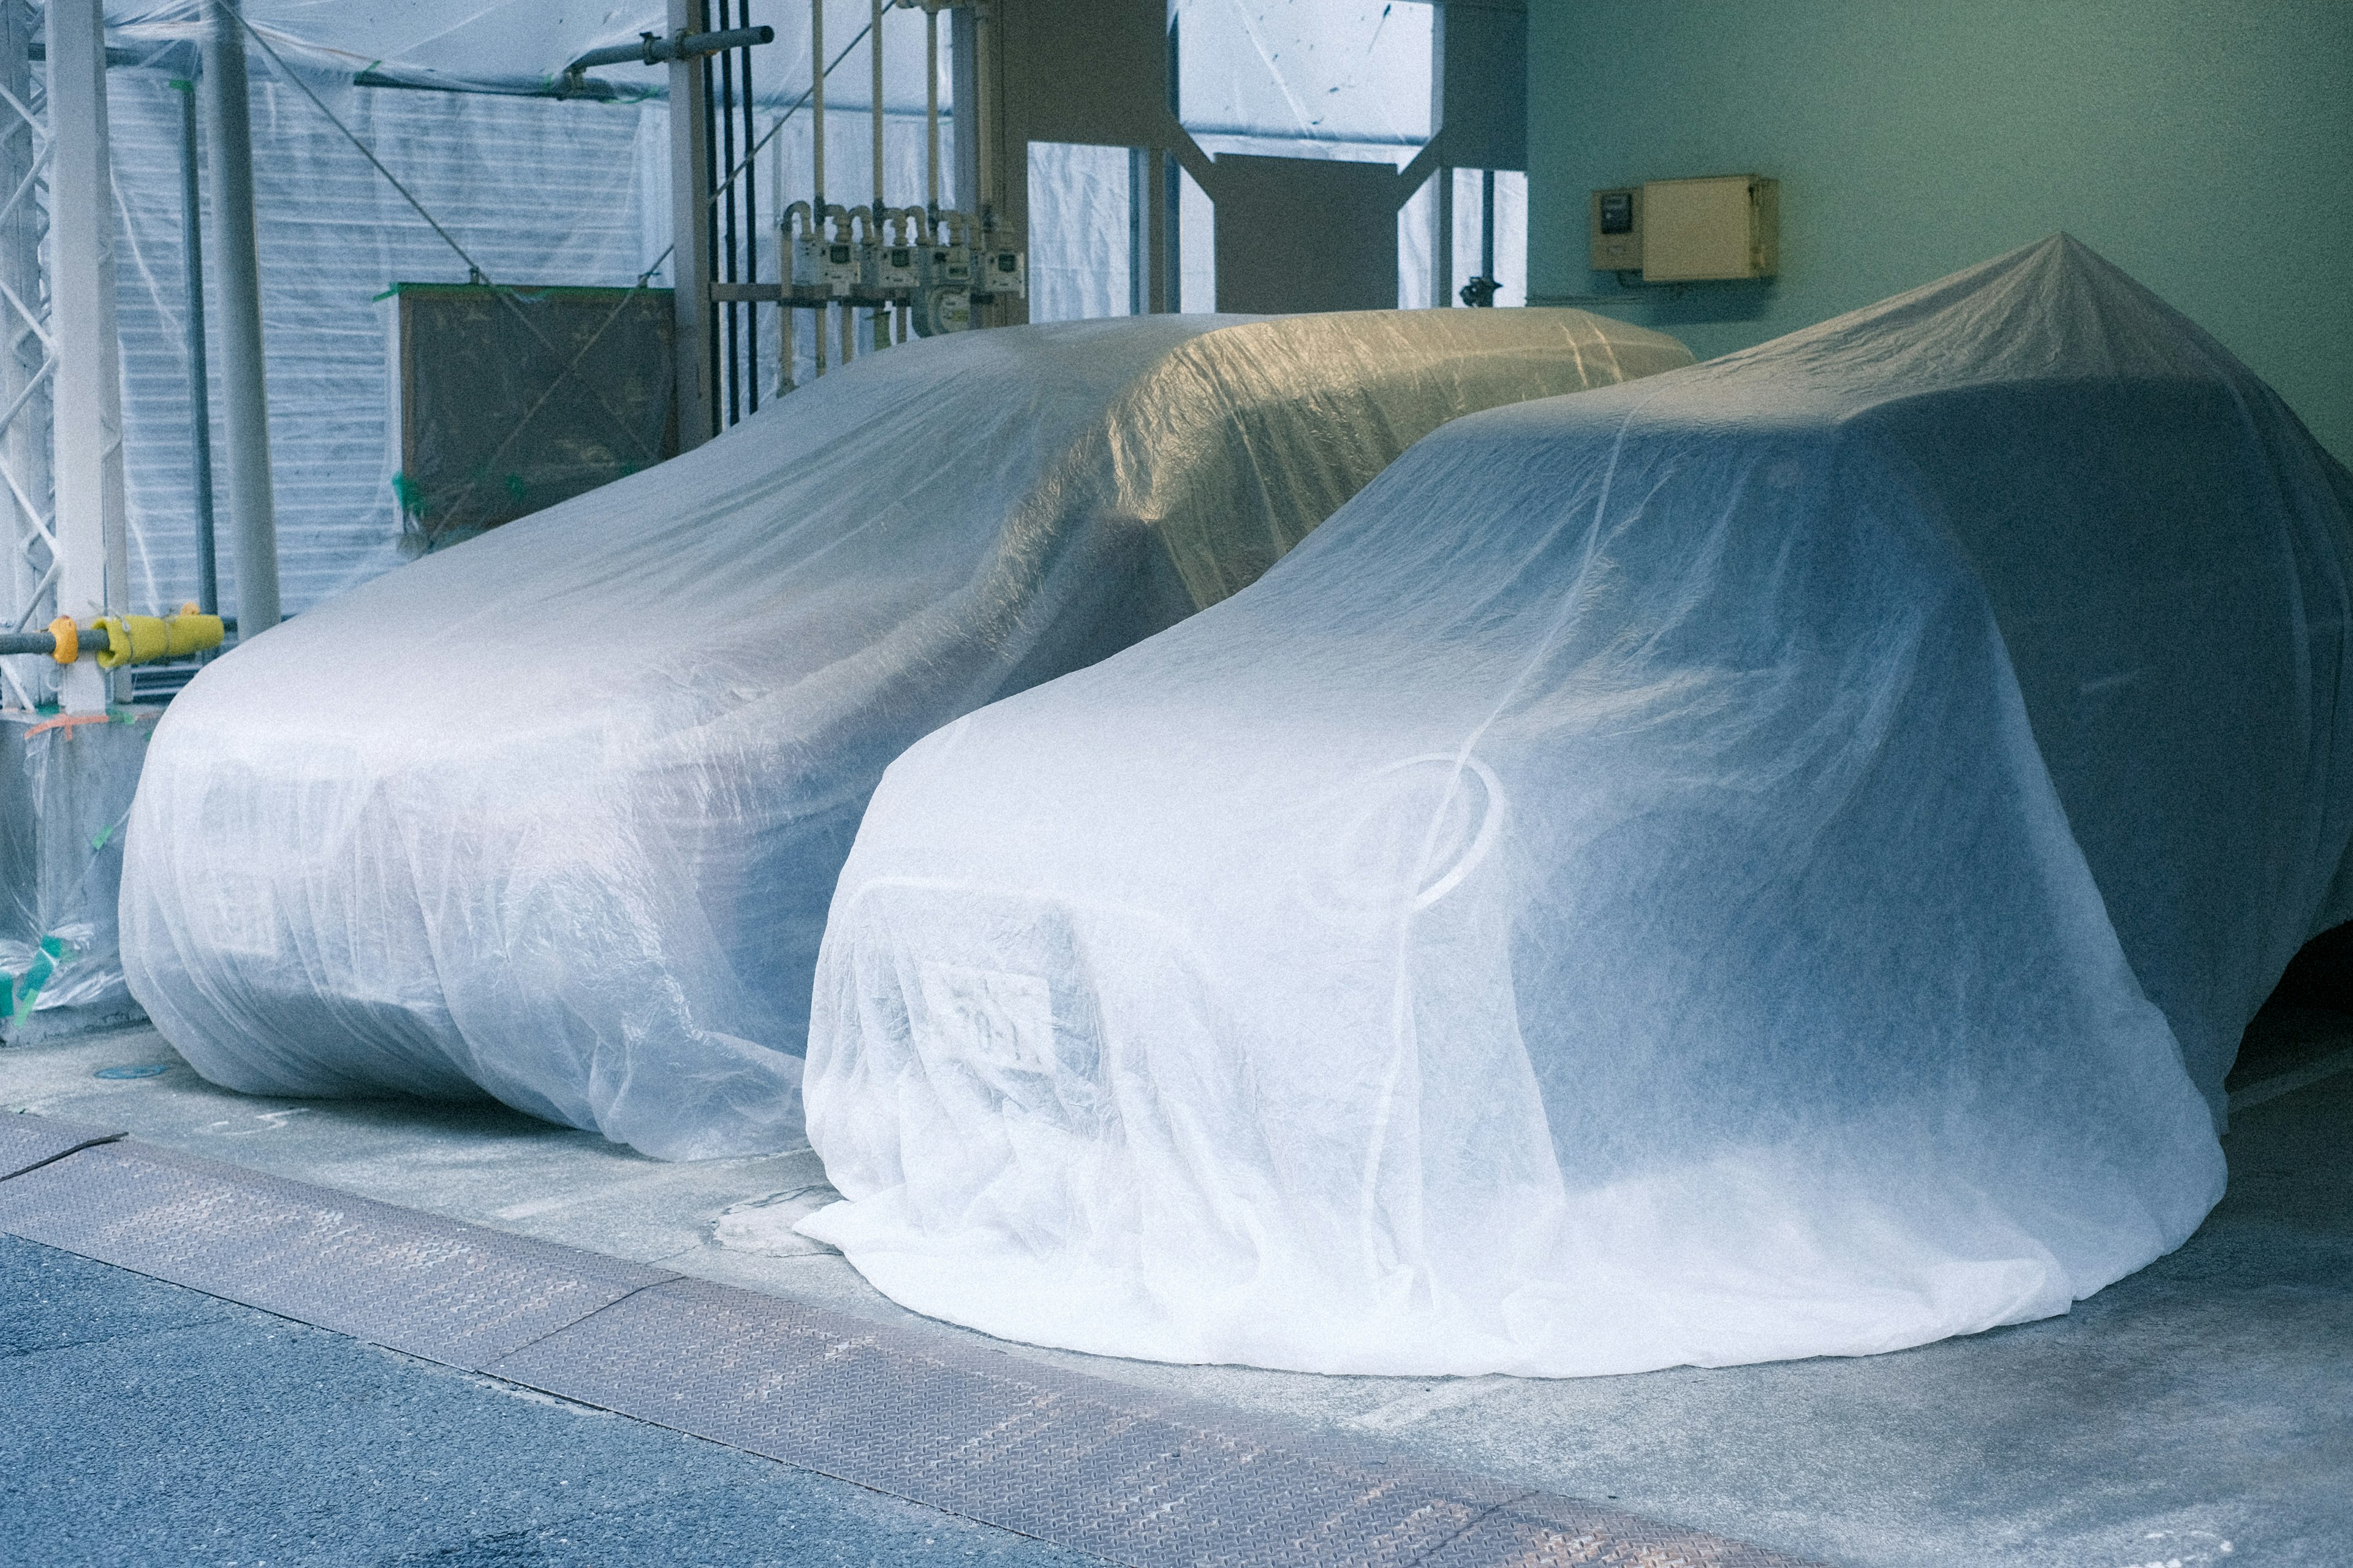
<box><xmin>801</xmin><ymin>238</ymin><xmax>2353</xmax><ymax>1376</ymax></box>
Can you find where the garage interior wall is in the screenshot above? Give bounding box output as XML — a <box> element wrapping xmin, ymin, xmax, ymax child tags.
<box><xmin>1525</xmin><ymin>0</ymin><xmax>2353</xmax><ymax>464</ymax></box>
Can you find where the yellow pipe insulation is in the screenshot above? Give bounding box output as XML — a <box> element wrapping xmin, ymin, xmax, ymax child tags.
<box><xmin>75</xmin><ymin>603</ymin><xmax>225</xmax><ymax>668</ymax></box>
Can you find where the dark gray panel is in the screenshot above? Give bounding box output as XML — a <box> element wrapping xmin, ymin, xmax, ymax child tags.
<box><xmin>1210</xmin><ymin>155</ymin><xmax>1406</xmax><ymax>314</ymax></box>
<box><xmin>388</xmin><ymin>283</ymin><xmax>680</xmax><ymax>551</ymax></box>
<box><xmin>999</xmin><ymin>0</ymin><xmax>1171</xmax><ymax>151</ymax></box>
<box><xmin>1436</xmin><ymin>2</ymin><xmax>1528</xmax><ymax>172</ymax></box>
<box><xmin>0</xmin><ymin>1140</ymin><xmax>672</xmax><ymax>1365</ymax></box>
<box><xmin>0</xmin><ymin>1111</ymin><xmax>122</xmax><ymax>1180</ymax></box>
<box><xmin>491</xmin><ymin>1278</ymin><xmax>1819</xmax><ymax>1568</ymax></box>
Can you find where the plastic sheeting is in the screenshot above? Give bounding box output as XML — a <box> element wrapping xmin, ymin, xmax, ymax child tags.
<box><xmin>79</xmin><ymin>0</ymin><xmax>1460</xmax><ymax>624</ymax></box>
<box><xmin>98</xmin><ymin>2</ymin><xmax>939</xmax><ymax>104</ymax></box>
<box><xmin>96</xmin><ymin>70</ymin><xmax>983</xmax><ymax>615</ymax></box>
<box><xmin>119</xmin><ymin>308</ymin><xmax>1695</xmax><ymax>1159</ymax></box>
<box><xmin>1026</xmin><ymin>143</ymin><xmax>1137</xmax><ymax>324</ymax></box>
<box><xmin>104</xmin><ymin>68</ymin><xmax>672</xmax><ymax>621</ymax></box>
<box><xmin>1</xmin><ymin>709</ymin><xmax>154</xmax><ymax>1039</ymax></box>
<box><xmin>1173</xmin><ymin>0</ymin><xmax>1432</xmax><ymax>162</ymax></box>
<box><xmin>798</xmin><ymin>237</ymin><xmax>2353</xmax><ymax>1377</ymax></box>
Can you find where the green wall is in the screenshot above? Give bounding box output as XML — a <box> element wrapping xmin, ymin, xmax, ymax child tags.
<box><xmin>1526</xmin><ymin>0</ymin><xmax>2353</xmax><ymax>461</ymax></box>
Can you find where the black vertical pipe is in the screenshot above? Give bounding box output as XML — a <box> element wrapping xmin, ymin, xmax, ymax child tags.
<box><xmin>1127</xmin><ymin>146</ymin><xmax>1146</xmax><ymax>317</ymax></box>
<box><xmin>741</xmin><ymin>0</ymin><xmax>757</xmax><ymax>412</ymax></box>
<box><xmin>701</xmin><ymin>0</ymin><xmax>723</xmax><ymax>431</ymax></box>
<box><xmin>172</xmin><ymin>78</ymin><xmax>219</xmax><ymax>615</ymax></box>
<box><xmin>1164</xmin><ymin>15</ymin><xmax>1180</xmax><ymax>311</ymax></box>
<box><xmin>1480</xmin><ymin>167</ymin><xmax>1496</xmax><ymax>289</ymax></box>
<box><xmin>717</xmin><ymin>0</ymin><xmax>741</xmax><ymax>425</ymax></box>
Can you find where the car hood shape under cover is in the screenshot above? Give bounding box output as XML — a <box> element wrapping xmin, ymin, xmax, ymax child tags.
<box><xmin>121</xmin><ymin>309</ymin><xmax>1693</xmax><ymax>1160</ymax></box>
<box><xmin>800</xmin><ymin>237</ymin><xmax>2353</xmax><ymax>1377</ymax></box>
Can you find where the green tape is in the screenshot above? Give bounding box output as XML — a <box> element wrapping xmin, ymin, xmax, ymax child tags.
<box><xmin>90</xmin><ymin>823</ymin><xmax>115</xmax><ymax>850</ymax></box>
<box><xmin>10</xmin><ymin>935</ymin><xmax>69</xmax><ymax>1017</ymax></box>
<box><xmin>391</xmin><ymin>471</ymin><xmax>427</xmax><ymax>518</ymax></box>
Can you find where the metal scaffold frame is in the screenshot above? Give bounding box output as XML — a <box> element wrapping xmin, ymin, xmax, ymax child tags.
<box><xmin>0</xmin><ymin>0</ymin><xmax>281</xmax><ymax>711</ymax></box>
<box><xmin>1</xmin><ymin>0</ymin><xmax>1015</xmax><ymax>697</ymax></box>
<box><xmin>0</xmin><ymin>0</ymin><xmax>56</xmax><ymax>711</ymax></box>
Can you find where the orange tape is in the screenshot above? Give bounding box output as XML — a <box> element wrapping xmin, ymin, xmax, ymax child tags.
<box><xmin>23</xmin><ymin>713</ymin><xmax>115</xmax><ymax>740</ymax></box>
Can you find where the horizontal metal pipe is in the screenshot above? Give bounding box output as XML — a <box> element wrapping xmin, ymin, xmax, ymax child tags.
<box><xmin>567</xmin><ymin>25</ymin><xmax>772</xmax><ymax>74</ymax></box>
<box><xmin>0</xmin><ymin>615</ymin><xmax>238</xmax><ymax>660</ymax></box>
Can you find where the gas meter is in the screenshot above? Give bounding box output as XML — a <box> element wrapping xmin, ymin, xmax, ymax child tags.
<box><xmin>792</xmin><ymin>233</ymin><xmax>862</xmax><ymax>295</ymax></box>
<box><xmin>976</xmin><ymin>249</ymin><xmax>1027</xmax><ymax>300</ymax></box>
<box><xmin>920</xmin><ymin>243</ymin><xmax>972</xmax><ymax>290</ymax></box>
<box><xmin>912</xmin><ymin>287</ymin><xmax>972</xmax><ymax>338</ymax></box>
<box><xmin>865</xmin><ymin>242</ymin><xmax>920</xmax><ymax>296</ymax></box>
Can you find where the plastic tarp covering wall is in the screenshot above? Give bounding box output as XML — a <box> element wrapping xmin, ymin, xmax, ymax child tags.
<box><xmin>105</xmin><ymin>67</ymin><xmax>669</xmax><ymax>618</ymax></box>
<box><xmin>84</xmin><ymin>0</ymin><xmax>1460</xmax><ymax>615</ymax></box>
<box><xmin>119</xmin><ymin>308</ymin><xmax>1695</xmax><ymax>1160</ymax></box>
<box><xmin>1173</xmin><ymin>0</ymin><xmax>1431</xmax><ymax>161</ymax></box>
<box><xmin>1027</xmin><ymin>143</ymin><xmax>1135</xmax><ymax>324</ymax></box>
<box><xmin>798</xmin><ymin>238</ymin><xmax>2353</xmax><ymax>1377</ymax></box>
<box><xmin>97</xmin><ymin>2</ymin><xmax>937</xmax><ymax>102</ymax></box>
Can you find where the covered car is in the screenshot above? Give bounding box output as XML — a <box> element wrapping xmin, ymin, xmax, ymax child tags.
<box><xmin>800</xmin><ymin>238</ymin><xmax>2353</xmax><ymax>1376</ymax></box>
<box><xmin>121</xmin><ymin>309</ymin><xmax>1693</xmax><ymax>1159</ymax></box>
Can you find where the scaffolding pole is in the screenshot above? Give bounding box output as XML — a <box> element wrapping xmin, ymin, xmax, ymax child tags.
<box><xmin>669</xmin><ymin>0</ymin><xmax>717</xmax><ymax>449</ymax></box>
<box><xmin>174</xmin><ymin>79</ymin><xmax>219</xmax><ymax>616</ymax></box>
<box><xmin>46</xmin><ymin>0</ymin><xmax>129</xmax><ymax>711</ymax></box>
<box><xmin>202</xmin><ymin>0</ymin><xmax>279</xmax><ymax>634</ymax></box>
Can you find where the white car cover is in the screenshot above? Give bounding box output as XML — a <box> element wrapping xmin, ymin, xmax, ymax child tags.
<box><xmin>800</xmin><ymin>237</ymin><xmax>2353</xmax><ymax>1376</ymax></box>
<box><xmin>121</xmin><ymin>309</ymin><xmax>1692</xmax><ymax>1160</ymax></box>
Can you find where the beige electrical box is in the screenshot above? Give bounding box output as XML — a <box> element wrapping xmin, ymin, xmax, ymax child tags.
<box><xmin>1640</xmin><ymin>175</ymin><xmax>1778</xmax><ymax>282</ymax></box>
<box><xmin>1590</xmin><ymin>187</ymin><xmax>1642</xmax><ymax>270</ymax></box>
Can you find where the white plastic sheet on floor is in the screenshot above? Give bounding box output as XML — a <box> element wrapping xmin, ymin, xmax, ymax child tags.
<box><xmin>119</xmin><ymin>308</ymin><xmax>1694</xmax><ymax>1159</ymax></box>
<box><xmin>798</xmin><ymin>237</ymin><xmax>2353</xmax><ymax>1377</ymax></box>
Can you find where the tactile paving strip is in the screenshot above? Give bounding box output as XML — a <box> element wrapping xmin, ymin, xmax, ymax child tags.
<box><xmin>0</xmin><ymin>1136</ymin><xmax>672</xmax><ymax>1366</ymax></box>
<box><xmin>488</xmin><ymin>1276</ymin><xmax>1818</xmax><ymax>1567</ymax></box>
<box><xmin>0</xmin><ymin>1111</ymin><xmax>123</xmax><ymax>1181</ymax></box>
<box><xmin>489</xmin><ymin>1276</ymin><xmax>1531</xmax><ymax>1567</ymax></box>
<box><xmin>0</xmin><ymin>1115</ymin><xmax>1821</xmax><ymax>1568</ymax></box>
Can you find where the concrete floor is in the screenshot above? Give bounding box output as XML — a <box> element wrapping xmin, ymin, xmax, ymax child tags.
<box><xmin>4</xmin><ymin>1006</ymin><xmax>2347</xmax><ymax>1568</ymax></box>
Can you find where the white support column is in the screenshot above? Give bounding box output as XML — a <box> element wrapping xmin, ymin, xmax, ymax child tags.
<box><xmin>45</xmin><ymin>0</ymin><xmax>128</xmax><ymax>713</ymax></box>
<box><xmin>202</xmin><ymin>0</ymin><xmax>279</xmax><ymax>634</ymax></box>
<box><xmin>668</xmin><ymin>0</ymin><xmax>714</xmax><ymax>450</ymax></box>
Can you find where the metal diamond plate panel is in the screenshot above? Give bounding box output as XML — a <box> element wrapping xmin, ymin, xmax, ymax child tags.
<box><xmin>0</xmin><ymin>1111</ymin><xmax>122</xmax><ymax>1180</ymax></box>
<box><xmin>0</xmin><ymin>1138</ymin><xmax>674</xmax><ymax>1365</ymax></box>
<box><xmin>491</xmin><ymin>1278</ymin><xmax>1825</xmax><ymax>1568</ymax></box>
